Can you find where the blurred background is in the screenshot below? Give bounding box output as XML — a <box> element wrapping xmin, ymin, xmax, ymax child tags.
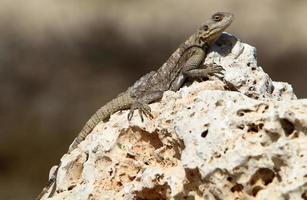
<box><xmin>0</xmin><ymin>0</ymin><xmax>306</xmax><ymax>199</ymax></box>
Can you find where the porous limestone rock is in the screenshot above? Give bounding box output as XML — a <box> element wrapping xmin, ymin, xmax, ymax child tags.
<box><xmin>43</xmin><ymin>34</ymin><xmax>306</xmax><ymax>200</ymax></box>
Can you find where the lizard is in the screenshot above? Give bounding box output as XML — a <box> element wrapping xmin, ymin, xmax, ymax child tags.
<box><xmin>36</xmin><ymin>12</ymin><xmax>233</xmax><ymax>199</ymax></box>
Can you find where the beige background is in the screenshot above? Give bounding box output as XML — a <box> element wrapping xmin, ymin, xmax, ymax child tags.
<box><xmin>0</xmin><ymin>0</ymin><xmax>306</xmax><ymax>199</ymax></box>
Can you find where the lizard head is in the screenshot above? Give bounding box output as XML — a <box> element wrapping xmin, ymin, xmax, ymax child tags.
<box><xmin>196</xmin><ymin>12</ymin><xmax>234</xmax><ymax>47</ymax></box>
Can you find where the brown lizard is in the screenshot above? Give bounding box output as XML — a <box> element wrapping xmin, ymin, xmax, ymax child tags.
<box><xmin>36</xmin><ymin>12</ymin><xmax>233</xmax><ymax>199</ymax></box>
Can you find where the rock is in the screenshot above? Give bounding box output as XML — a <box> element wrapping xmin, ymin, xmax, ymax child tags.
<box><xmin>43</xmin><ymin>33</ymin><xmax>306</xmax><ymax>200</ymax></box>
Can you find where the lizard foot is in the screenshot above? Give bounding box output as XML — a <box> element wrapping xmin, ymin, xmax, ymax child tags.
<box><xmin>127</xmin><ymin>101</ymin><xmax>153</xmax><ymax>122</ymax></box>
<box><xmin>202</xmin><ymin>63</ymin><xmax>224</xmax><ymax>78</ymax></box>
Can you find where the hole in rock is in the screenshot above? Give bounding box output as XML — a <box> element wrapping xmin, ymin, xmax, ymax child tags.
<box><xmin>280</xmin><ymin>118</ymin><xmax>295</xmax><ymax>136</ymax></box>
<box><xmin>250</xmin><ymin>168</ymin><xmax>275</xmax><ymax>186</ymax></box>
<box><xmin>231</xmin><ymin>183</ymin><xmax>244</xmax><ymax>193</ymax></box>
<box><xmin>201</xmin><ymin>130</ymin><xmax>208</xmax><ymax>138</ymax></box>
<box><xmin>247</xmin><ymin>123</ymin><xmax>264</xmax><ymax>133</ymax></box>
<box><xmin>237</xmin><ymin>108</ymin><xmax>253</xmax><ymax>117</ymax></box>
<box><xmin>251</xmin><ymin>186</ymin><xmax>263</xmax><ymax>197</ymax></box>
<box><xmin>67</xmin><ymin>184</ymin><xmax>76</xmax><ymax>191</ymax></box>
<box><xmin>265</xmin><ymin>131</ymin><xmax>281</xmax><ymax>142</ymax></box>
<box><xmin>227</xmin><ymin>176</ymin><xmax>233</xmax><ymax>182</ymax></box>
<box><xmin>134</xmin><ymin>184</ymin><xmax>171</xmax><ymax>200</ymax></box>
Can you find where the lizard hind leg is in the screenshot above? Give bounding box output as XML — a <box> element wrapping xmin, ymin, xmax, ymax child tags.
<box><xmin>127</xmin><ymin>101</ymin><xmax>153</xmax><ymax>122</ymax></box>
<box><xmin>127</xmin><ymin>91</ymin><xmax>163</xmax><ymax>121</ymax></box>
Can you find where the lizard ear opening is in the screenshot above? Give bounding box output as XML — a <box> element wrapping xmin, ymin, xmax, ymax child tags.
<box><xmin>203</xmin><ymin>25</ymin><xmax>209</xmax><ymax>31</ymax></box>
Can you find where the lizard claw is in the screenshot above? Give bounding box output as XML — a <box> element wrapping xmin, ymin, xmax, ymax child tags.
<box><xmin>203</xmin><ymin>63</ymin><xmax>225</xmax><ymax>77</ymax></box>
<box><xmin>128</xmin><ymin>101</ymin><xmax>153</xmax><ymax>122</ymax></box>
<box><xmin>184</xmin><ymin>63</ymin><xmax>224</xmax><ymax>80</ymax></box>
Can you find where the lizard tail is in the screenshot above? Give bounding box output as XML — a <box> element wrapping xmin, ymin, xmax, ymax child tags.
<box><xmin>68</xmin><ymin>91</ymin><xmax>133</xmax><ymax>153</ymax></box>
<box><xmin>35</xmin><ymin>171</ymin><xmax>57</xmax><ymax>200</ymax></box>
<box><xmin>36</xmin><ymin>92</ymin><xmax>133</xmax><ymax>200</ymax></box>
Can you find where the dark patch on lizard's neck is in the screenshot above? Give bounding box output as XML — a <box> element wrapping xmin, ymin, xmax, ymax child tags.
<box><xmin>196</xmin><ymin>35</ymin><xmax>210</xmax><ymax>51</ymax></box>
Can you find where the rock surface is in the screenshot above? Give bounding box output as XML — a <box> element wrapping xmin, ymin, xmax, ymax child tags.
<box><xmin>43</xmin><ymin>34</ymin><xmax>306</xmax><ymax>200</ymax></box>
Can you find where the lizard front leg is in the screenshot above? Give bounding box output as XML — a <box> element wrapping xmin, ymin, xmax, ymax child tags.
<box><xmin>183</xmin><ymin>63</ymin><xmax>224</xmax><ymax>79</ymax></box>
<box><xmin>176</xmin><ymin>45</ymin><xmax>223</xmax><ymax>80</ymax></box>
<box><xmin>169</xmin><ymin>47</ymin><xmax>206</xmax><ymax>91</ymax></box>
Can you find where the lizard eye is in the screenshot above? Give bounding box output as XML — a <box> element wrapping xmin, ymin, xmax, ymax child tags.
<box><xmin>212</xmin><ymin>13</ymin><xmax>223</xmax><ymax>22</ymax></box>
<box><xmin>203</xmin><ymin>25</ymin><xmax>209</xmax><ymax>31</ymax></box>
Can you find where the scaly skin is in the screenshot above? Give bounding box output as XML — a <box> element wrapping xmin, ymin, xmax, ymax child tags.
<box><xmin>68</xmin><ymin>91</ymin><xmax>133</xmax><ymax>153</ymax></box>
<box><xmin>36</xmin><ymin>12</ymin><xmax>233</xmax><ymax>199</ymax></box>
